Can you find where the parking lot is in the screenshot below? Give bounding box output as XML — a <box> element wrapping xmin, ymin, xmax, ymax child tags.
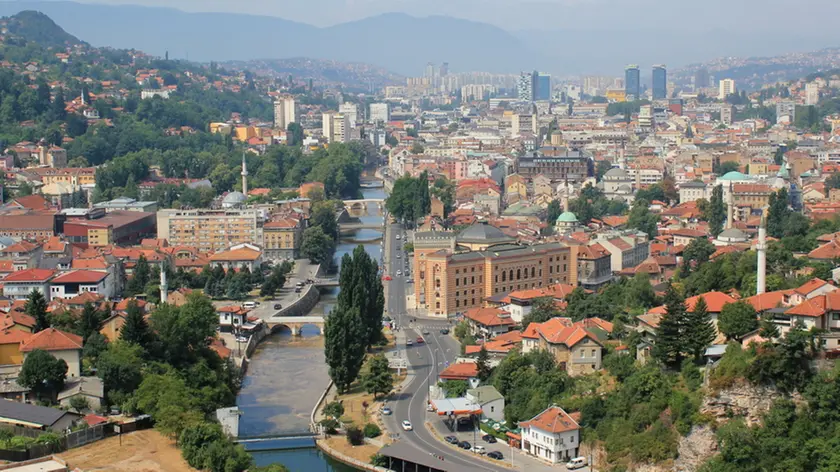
<box><xmin>427</xmin><ymin>413</ymin><xmax>594</xmax><ymax>472</ymax></box>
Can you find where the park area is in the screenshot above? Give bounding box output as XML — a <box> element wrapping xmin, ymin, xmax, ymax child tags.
<box><xmin>57</xmin><ymin>429</ymin><xmax>195</xmax><ymax>472</ymax></box>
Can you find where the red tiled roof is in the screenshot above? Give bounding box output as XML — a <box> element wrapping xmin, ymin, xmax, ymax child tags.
<box><xmin>648</xmin><ymin>291</ymin><xmax>736</xmax><ymax>315</ymax></box>
<box><xmin>795</xmin><ymin>278</ymin><xmax>834</xmax><ymax>296</ymax></box>
<box><xmin>0</xmin><ymin>311</ymin><xmax>35</xmax><ymax>330</ymax></box>
<box><xmin>20</xmin><ymin>328</ymin><xmax>82</xmax><ymax>352</ymax></box>
<box><xmin>51</xmin><ymin>270</ymin><xmax>107</xmax><ymax>284</ymax></box>
<box><xmin>786</xmin><ymin>296</ymin><xmax>827</xmax><ymax>317</ymax></box>
<box><xmin>3</xmin><ymin>269</ymin><xmax>55</xmax><ymax>282</ymax></box>
<box><xmin>745</xmin><ymin>290</ymin><xmax>794</xmax><ymax>311</ymax></box>
<box><xmin>438</xmin><ymin>362</ymin><xmax>479</xmax><ymax>380</ymax></box>
<box><xmin>209</xmin><ymin>248</ymin><xmax>261</xmax><ymax>262</ymax></box>
<box><xmin>637</xmin><ymin>312</ymin><xmax>662</xmax><ymax>328</ymax></box>
<box><xmin>808</xmin><ymin>239</ymin><xmax>840</xmax><ymax>260</ymax></box>
<box><xmin>0</xmin><ymin>329</ymin><xmax>31</xmax><ymax>345</ymax></box>
<box><xmin>519</xmin><ymin>406</ymin><xmax>580</xmax><ymax>434</ymax></box>
<box><xmin>463</xmin><ymin>307</ymin><xmax>515</xmax><ymax>327</ymax></box>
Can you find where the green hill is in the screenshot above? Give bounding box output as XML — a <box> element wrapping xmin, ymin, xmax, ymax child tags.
<box><xmin>2</xmin><ymin>10</ymin><xmax>83</xmax><ymax>47</ymax></box>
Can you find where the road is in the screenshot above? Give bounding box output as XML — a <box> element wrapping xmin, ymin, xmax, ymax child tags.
<box><xmin>380</xmin><ymin>222</ymin><xmax>509</xmax><ymax>472</ymax></box>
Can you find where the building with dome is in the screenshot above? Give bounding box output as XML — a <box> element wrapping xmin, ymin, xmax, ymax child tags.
<box><xmin>555</xmin><ymin>211</ymin><xmax>580</xmax><ymax>234</ymax></box>
<box><xmin>714</xmin><ymin>227</ymin><xmax>750</xmax><ymax>247</ymax></box>
<box><xmin>412</xmin><ymin>222</ymin><xmax>578</xmax><ymax>318</ymax></box>
<box><xmin>602</xmin><ymin>167</ymin><xmax>635</xmax><ymax>203</ymax></box>
<box><xmin>221</xmin><ymin>191</ymin><xmax>247</xmax><ymax>209</ymax></box>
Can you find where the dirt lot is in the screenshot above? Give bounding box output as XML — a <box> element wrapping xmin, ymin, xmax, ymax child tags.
<box><xmin>57</xmin><ymin>429</ymin><xmax>196</xmax><ymax>472</ymax></box>
<box><xmin>321</xmin><ymin>435</ymin><xmax>382</xmax><ymax>464</ymax></box>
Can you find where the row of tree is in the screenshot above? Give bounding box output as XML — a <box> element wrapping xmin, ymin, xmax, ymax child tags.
<box><xmin>386</xmin><ymin>171</ymin><xmax>431</xmax><ymax>227</ymax></box>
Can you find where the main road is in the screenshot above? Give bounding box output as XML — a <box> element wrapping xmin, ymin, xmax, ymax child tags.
<box><xmin>381</xmin><ymin>222</ymin><xmax>508</xmax><ymax>472</ymax></box>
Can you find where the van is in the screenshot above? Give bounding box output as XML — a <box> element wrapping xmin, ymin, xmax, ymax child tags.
<box><xmin>565</xmin><ymin>457</ymin><xmax>588</xmax><ymax>470</ymax></box>
<box><xmin>242</xmin><ymin>301</ymin><xmax>257</xmax><ymax>309</ymax></box>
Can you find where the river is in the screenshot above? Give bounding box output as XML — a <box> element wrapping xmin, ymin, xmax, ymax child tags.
<box><xmin>237</xmin><ymin>186</ymin><xmax>386</xmax><ymax>471</ymax></box>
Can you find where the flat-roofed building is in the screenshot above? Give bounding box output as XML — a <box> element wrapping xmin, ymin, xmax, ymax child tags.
<box><xmin>63</xmin><ymin>211</ymin><xmax>156</xmax><ymax>247</ymax></box>
<box><xmin>157</xmin><ymin>208</ymin><xmax>260</xmax><ymax>253</ymax></box>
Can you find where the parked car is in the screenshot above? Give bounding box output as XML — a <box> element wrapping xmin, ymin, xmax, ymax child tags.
<box><xmin>235</xmin><ymin>336</ymin><xmax>249</xmax><ymax>343</ymax></box>
<box><xmin>416</xmin><ymin>337</ymin><xmax>425</xmax><ymax>344</ymax></box>
<box><xmin>273</xmin><ymin>304</ymin><xmax>282</xmax><ymax>310</ymax></box>
<box><xmin>458</xmin><ymin>441</ymin><xmax>471</xmax><ymax>450</ymax></box>
<box><xmin>396</xmin><ymin>270</ymin><xmax>402</xmax><ymax>276</ymax></box>
<box><xmin>406</xmin><ymin>340</ymin><xmax>413</xmax><ymax>346</ymax></box>
<box><xmin>470</xmin><ymin>445</ymin><xmax>486</xmax><ymax>455</ymax></box>
<box><xmin>401</xmin><ymin>420</ymin><xmax>412</xmax><ymax>431</ymax></box>
<box><xmin>294</xmin><ymin>287</ymin><xmax>302</xmax><ymax>293</ymax></box>
<box><xmin>487</xmin><ymin>451</ymin><xmax>504</xmax><ymax>460</ymax></box>
<box><xmin>481</xmin><ymin>434</ymin><xmax>497</xmax><ymax>443</ymax></box>
<box><xmin>381</xmin><ymin>407</ymin><xmax>392</xmax><ymax>416</ymax></box>
<box><xmin>396</xmin><ymin>235</ymin><xmax>401</xmax><ymax>240</ymax></box>
<box><xmin>566</xmin><ymin>457</ymin><xmax>588</xmax><ymax>470</ymax></box>
<box><xmin>444</xmin><ymin>436</ymin><xmax>459</xmax><ymax>444</ymax></box>
<box><xmin>242</xmin><ymin>301</ymin><xmax>257</xmax><ymax>309</ymax></box>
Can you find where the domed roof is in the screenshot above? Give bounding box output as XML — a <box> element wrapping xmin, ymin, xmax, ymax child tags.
<box><xmin>456</xmin><ymin>223</ymin><xmax>515</xmax><ymax>244</ymax></box>
<box><xmin>222</xmin><ymin>191</ymin><xmax>247</xmax><ymax>205</ymax></box>
<box><xmin>604</xmin><ymin>167</ymin><xmax>628</xmax><ymax>179</ymax></box>
<box><xmin>717</xmin><ymin>228</ymin><xmax>748</xmax><ymax>241</ymax></box>
<box><xmin>719</xmin><ymin>171</ymin><xmax>748</xmax><ymax>181</ymax></box>
<box><xmin>556</xmin><ymin>211</ymin><xmax>579</xmax><ymax>223</ymax></box>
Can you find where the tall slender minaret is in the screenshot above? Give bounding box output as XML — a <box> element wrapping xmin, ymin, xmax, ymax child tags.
<box><xmin>160</xmin><ymin>262</ymin><xmax>168</xmax><ymax>304</ymax></box>
<box><xmin>241</xmin><ymin>152</ymin><xmax>248</xmax><ymax>196</ymax></box>
<box><xmin>726</xmin><ymin>182</ymin><xmax>734</xmax><ymax>229</ymax></box>
<box><xmin>756</xmin><ymin>213</ymin><xmax>767</xmax><ymax>295</ymax></box>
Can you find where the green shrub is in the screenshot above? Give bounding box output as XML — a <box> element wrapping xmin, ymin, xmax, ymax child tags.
<box><xmin>346</xmin><ymin>426</ymin><xmax>364</xmax><ymax>446</ymax></box>
<box><xmin>319</xmin><ymin>418</ymin><xmax>338</xmax><ymax>434</ymax></box>
<box><xmin>323</xmin><ymin>401</ymin><xmax>344</xmax><ymax>419</ymax></box>
<box><xmin>363</xmin><ymin>423</ymin><xmax>381</xmax><ymax>438</ymax></box>
<box><xmin>710</xmin><ymin>343</ymin><xmax>753</xmax><ymax>390</ymax></box>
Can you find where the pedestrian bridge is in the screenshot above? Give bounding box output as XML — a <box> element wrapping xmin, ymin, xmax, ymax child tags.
<box><xmin>343</xmin><ymin>198</ymin><xmax>385</xmax><ymax>211</ymax></box>
<box><xmin>267</xmin><ymin>315</ymin><xmax>326</xmax><ymax>336</ymax></box>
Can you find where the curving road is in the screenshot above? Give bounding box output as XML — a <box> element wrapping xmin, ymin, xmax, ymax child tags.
<box><xmin>380</xmin><ymin>222</ymin><xmax>508</xmax><ymax>472</ymax></box>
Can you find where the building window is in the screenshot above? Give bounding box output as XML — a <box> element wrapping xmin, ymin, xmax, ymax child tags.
<box><xmin>471</xmin><ymin>276</ymin><xmax>475</xmax><ymax>284</ymax></box>
<box><xmin>456</xmin><ymin>279</ymin><xmax>459</xmax><ymax>287</ymax></box>
<box><xmin>502</xmin><ymin>272</ymin><xmax>506</xmax><ymax>282</ymax></box>
<box><xmin>517</xmin><ymin>269</ymin><xmax>521</xmax><ymax>280</ymax></box>
<box><xmin>509</xmin><ymin>270</ymin><xmax>514</xmax><ymax>281</ymax></box>
<box><xmin>531</xmin><ymin>267</ymin><xmax>535</xmax><ymax>278</ymax></box>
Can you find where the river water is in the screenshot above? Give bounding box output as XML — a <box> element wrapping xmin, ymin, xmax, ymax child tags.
<box><xmin>237</xmin><ymin>186</ymin><xmax>386</xmax><ymax>471</ymax></box>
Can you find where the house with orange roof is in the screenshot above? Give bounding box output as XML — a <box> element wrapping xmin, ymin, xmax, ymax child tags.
<box><xmin>217</xmin><ymin>306</ymin><xmax>250</xmax><ymax>332</ymax></box>
<box><xmin>522</xmin><ymin>317</ymin><xmax>603</xmax><ymax>376</ymax></box>
<box><xmin>519</xmin><ymin>405</ymin><xmax>580</xmax><ymax>464</ymax></box>
<box><xmin>808</xmin><ymin>238</ymin><xmax>840</xmax><ymax>262</ymax></box>
<box><xmin>0</xmin><ymin>241</ymin><xmax>42</xmax><ymax>270</ymax></box>
<box><xmin>502</xmin><ymin>283</ymin><xmax>579</xmax><ymax>323</ymax></box>
<box><xmin>209</xmin><ymin>243</ymin><xmax>263</xmax><ymax>272</ymax></box>
<box><xmin>577</xmin><ymin>243</ymin><xmax>613</xmax><ymax>291</ymax></box>
<box><xmin>437</xmin><ymin>362</ymin><xmax>479</xmax><ymax>384</ymax></box>
<box><xmin>2</xmin><ymin>269</ymin><xmax>56</xmax><ymax>300</ymax></box>
<box><xmin>20</xmin><ymin>328</ymin><xmax>83</xmax><ymax>377</ymax></box>
<box><xmin>0</xmin><ymin>329</ymin><xmax>31</xmax><ymax>365</ymax></box>
<box><xmin>463</xmin><ymin>307</ymin><xmax>516</xmax><ymax>339</ymax></box>
<box><xmin>0</xmin><ymin>311</ymin><xmax>36</xmax><ymax>333</ymax></box>
<box><xmin>647</xmin><ymin>291</ymin><xmax>737</xmax><ymax>328</ymax></box>
<box><xmin>464</xmin><ymin>330</ymin><xmax>522</xmax><ymax>358</ymax></box>
<box><xmin>49</xmin><ymin>270</ymin><xmax>114</xmax><ymax>300</ymax></box>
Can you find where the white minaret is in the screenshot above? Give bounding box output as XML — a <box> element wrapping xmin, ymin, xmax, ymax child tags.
<box><xmin>756</xmin><ymin>213</ymin><xmax>767</xmax><ymax>295</ymax></box>
<box><xmin>726</xmin><ymin>182</ymin><xmax>734</xmax><ymax>229</ymax></box>
<box><xmin>241</xmin><ymin>152</ymin><xmax>248</xmax><ymax>196</ymax></box>
<box><xmin>160</xmin><ymin>263</ymin><xmax>168</xmax><ymax>304</ymax></box>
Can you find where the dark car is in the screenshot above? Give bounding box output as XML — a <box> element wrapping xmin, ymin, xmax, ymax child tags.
<box><xmin>444</xmin><ymin>436</ymin><xmax>459</xmax><ymax>444</ymax></box>
<box><xmin>273</xmin><ymin>304</ymin><xmax>282</xmax><ymax>310</ymax></box>
<box><xmin>487</xmin><ymin>451</ymin><xmax>504</xmax><ymax>460</ymax></box>
<box><xmin>440</xmin><ymin>328</ymin><xmax>450</xmax><ymax>335</ymax></box>
<box><xmin>458</xmin><ymin>441</ymin><xmax>471</xmax><ymax>450</ymax></box>
<box><xmin>482</xmin><ymin>434</ymin><xmax>497</xmax><ymax>443</ymax></box>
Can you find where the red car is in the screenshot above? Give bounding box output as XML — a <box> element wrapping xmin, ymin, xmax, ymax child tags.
<box><xmin>416</xmin><ymin>336</ymin><xmax>425</xmax><ymax>344</ymax></box>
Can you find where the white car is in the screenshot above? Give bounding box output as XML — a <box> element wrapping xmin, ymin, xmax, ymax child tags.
<box><xmin>565</xmin><ymin>457</ymin><xmax>588</xmax><ymax>470</ymax></box>
<box><xmin>470</xmin><ymin>445</ymin><xmax>486</xmax><ymax>455</ymax></box>
<box><xmin>242</xmin><ymin>301</ymin><xmax>257</xmax><ymax>309</ymax></box>
<box><xmin>401</xmin><ymin>420</ymin><xmax>413</xmax><ymax>431</ymax></box>
<box><xmin>396</xmin><ymin>235</ymin><xmax>401</xmax><ymax>240</ymax></box>
<box><xmin>396</xmin><ymin>270</ymin><xmax>402</xmax><ymax>276</ymax></box>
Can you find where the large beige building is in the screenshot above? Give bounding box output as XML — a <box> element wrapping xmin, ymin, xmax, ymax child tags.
<box><xmin>322</xmin><ymin>112</ymin><xmax>350</xmax><ymax>144</ymax></box>
<box><xmin>263</xmin><ymin>217</ymin><xmax>303</xmax><ymax>261</ymax></box>
<box><xmin>413</xmin><ymin>224</ymin><xmax>578</xmax><ymax>318</ymax></box>
<box><xmin>156</xmin><ymin>209</ymin><xmax>260</xmax><ymax>253</ymax></box>
<box><xmin>274</xmin><ymin>96</ymin><xmax>297</xmax><ymax>130</ymax></box>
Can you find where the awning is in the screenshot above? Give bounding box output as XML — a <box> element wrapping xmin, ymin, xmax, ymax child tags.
<box><xmin>430</xmin><ymin>398</ymin><xmax>482</xmax><ymax>416</ymax></box>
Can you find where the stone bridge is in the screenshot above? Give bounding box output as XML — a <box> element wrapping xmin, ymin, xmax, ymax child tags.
<box><xmin>267</xmin><ymin>316</ymin><xmax>326</xmax><ymax>336</ymax></box>
<box><xmin>342</xmin><ymin>198</ymin><xmax>385</xmax><ymax>212</ymax></box>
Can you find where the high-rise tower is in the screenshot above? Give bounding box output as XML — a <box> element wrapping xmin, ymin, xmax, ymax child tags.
<box><xmin>652</xmin><ymin>65</ymin><xmax>667</xmax><ymax>100</ymax></box>
<box><xmin>756</xmin><ymin>213</ymin><xmax>767</xmax><ymax>295</ymax></box>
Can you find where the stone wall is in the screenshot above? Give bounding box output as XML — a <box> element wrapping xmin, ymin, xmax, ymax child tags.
<box><xmin>273</xmin><ymin>284</ymin><xmax>321</xmax><ymax>319</ymax></box>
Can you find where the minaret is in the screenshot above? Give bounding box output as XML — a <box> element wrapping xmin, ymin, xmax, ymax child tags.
<box><xmin>160</xmin><ymin>262</ymin><xmax>168</xmax><ymax>304</ymax></box>
<box><xmin>241</xmin><ymin>152</ymin><xmax>248</xmax><ymax>196</ymax></box>
<box><xmin>726</xmin><ymin>182</ymin><xmax>734</xmax><ymax>229</ymax></box>
<box><xmin>756</xmin><ymin>213</ymin><xmax>767</xmax><ymax>295</ymax></box>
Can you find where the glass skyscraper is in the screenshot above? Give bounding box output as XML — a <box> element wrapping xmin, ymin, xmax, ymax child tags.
<box><xmin>625</xmin><ymin>65</ymin><xmax>640</xmax><ymax>101</ymax></box>
<box><xmin>536</xmin><ymin>73</ymin><xmax>551</xmax><ymax>101</ymax></box>
<box><xmin>652</xmin><ymin>65</ymin><xmax>667</xmax><ymax>100</ymax></box>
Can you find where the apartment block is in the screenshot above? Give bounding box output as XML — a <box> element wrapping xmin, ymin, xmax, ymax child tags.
<box><xmin>156</xmin><ymin>209</ymin><xmax>261</xmax><ymax>253</ymax></box>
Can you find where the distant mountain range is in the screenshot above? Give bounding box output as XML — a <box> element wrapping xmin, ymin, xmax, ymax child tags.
<box><xmin>0</xmin><ymin>1</ymin><xmax>535</xmax><ymax>75</ymax></box>
<box><xmin>0</xmin><ymin>1</ymin><xmax>838</xmax><ymax>77</ymax></box>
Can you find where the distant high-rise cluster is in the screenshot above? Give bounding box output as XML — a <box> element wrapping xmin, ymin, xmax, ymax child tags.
<box><xmin>624</xmin><ymin>65</ymin><xmax>640</xmax><ymax>101</ymax></box>
<box><xmin>517</xmin><ymin>70</ymin><xmax>551</xmax><ymax>102</ymax></box>
<box><xmin>694</xmin><ymin>68</ymin><xmax>710</xmax><ymax>89</ymax></box>
<box><xmin>652</xmin><ymin>65</ymin><xmax>667</xmax><ymax>100</ymax></box>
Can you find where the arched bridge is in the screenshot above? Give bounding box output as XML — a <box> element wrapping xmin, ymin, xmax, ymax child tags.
<box><xmin>342</xmin><ymin>198</ymin><xmax>385</xmax><ymax>212</ymax></box>
<box><xmin>267</xmin><ymin>316</ymin><xmax>325</xmax><ymax>336</ymax></box>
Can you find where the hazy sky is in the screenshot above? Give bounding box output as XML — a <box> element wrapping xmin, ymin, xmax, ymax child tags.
<box><xmin>63</xmin><ymin>0</ymin><xmax>840</xmax><ymax>31</ymax></box>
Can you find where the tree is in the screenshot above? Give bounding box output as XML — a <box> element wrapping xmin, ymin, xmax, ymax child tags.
<box><xmin>25</xmin><ymin>290</ymin><xmax>49</xmax><ymax>332</ymax></box>
<box><xmin>287</xmin><ymin>123</ymin><xmax>304</xmax><ymax>146</ymax></box>
<box><xmin>476</xmin><ymin>346</ymin><xmax>492</xmax><ymax>382</ymax></box>
<box><xmin>361</xmin><ymin>354</ymin><xmax>393</xmax><ymax>399</ymax></box>
<box><xmin>684</xmin><ymin>296</ymin><xmax>716</xmax><ymax>362</ymax></box>
<box><xmin>301</xmin><ymin>226</ymin><xmax>335</xmax><ymax>264</ymax></box>
<box><xmin>628</xmin><ymin>198</ymin><xmax>659</xmax><ymax>238</ymax></box>
<box><xmin>127</xmin><ymin>255</ymin><xmax>151</xmax><ymax>295</ymax></box>
<box><xmin>18</xmin><ymin>349</ymin><xmax>68</xmax><ymax>398</ymax></box>
<box><xmin>546</xmin><ymin>200</ymin><xmax>562</xmax><ymax>227</ymax></box>
<box><xmin>324</xmin><ymin>305</ymin><xmax>366</xmax><ymax>393</ymax></box>
<box><xmin>683</xmin><ymin>237</ymin><xmax>717</xmax><ymax>270</ymax></box>
<box><xmin>78</xmin><ymin>302</ymin><xmax>103</xmax><ymax>343</ymax></box>
<box><xmin>718</xmin><ymin>161</ymin><xmax>741</xmax><ymax>175</ymax></box>
<box><xmin>336</xmin><ymin>246</ymin><xmax>385</xmax><ymax>350</ymax></box>
<box><xmin>759</xmin><ymin>311</ymin><xmax>780</xmax><ymax>340</ymax></box>
<box><xmin>149</xmin><ymin>292</ymin><xmax>218</xmax><ymax>367</ymax></box>
<box><xmin>653</xmin><ymin>284</ymin><xmax>688</xmax><ymax>368</ymax></box>
<box><xmin>718</xmin><ymin>301</ymin><xmax>758</xmax><ymax>340</ymax></box>
<box><xmin>82</xmin><ymin>332</ymin><xmax>108</xmax><ymax>364</ymax></box>
<box><xmin>310</xmin><ymin>201</ymin><xmax>338</xmax><ymax>239</ymax></box>
<box><xmin>767</xmin><ymin>188</ymin><xmax>791</xmax><ymax>239</ymax></box>
<box><xmin>69</xmin><ymin>396</ymin><xmax>90</xmax><ymax>413</ymax></box>
<box><xmin>708</xmin><ymin>185</ymin><xmax>726</xmax><ymax>237</ymax></box>
<box><xmin>120</xmin><ymin>300</ymin><xmax>151</xmax><ymax>348</ymax></box>
<box><xmin>97</xmin><ymin>340</ymin><xmax>144</xmax><ymax>397</ymax></box>
<box><xmin>521</xmin><ymin>297</ymin><xmax>559</xmax><ymax>327</ymax></box>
